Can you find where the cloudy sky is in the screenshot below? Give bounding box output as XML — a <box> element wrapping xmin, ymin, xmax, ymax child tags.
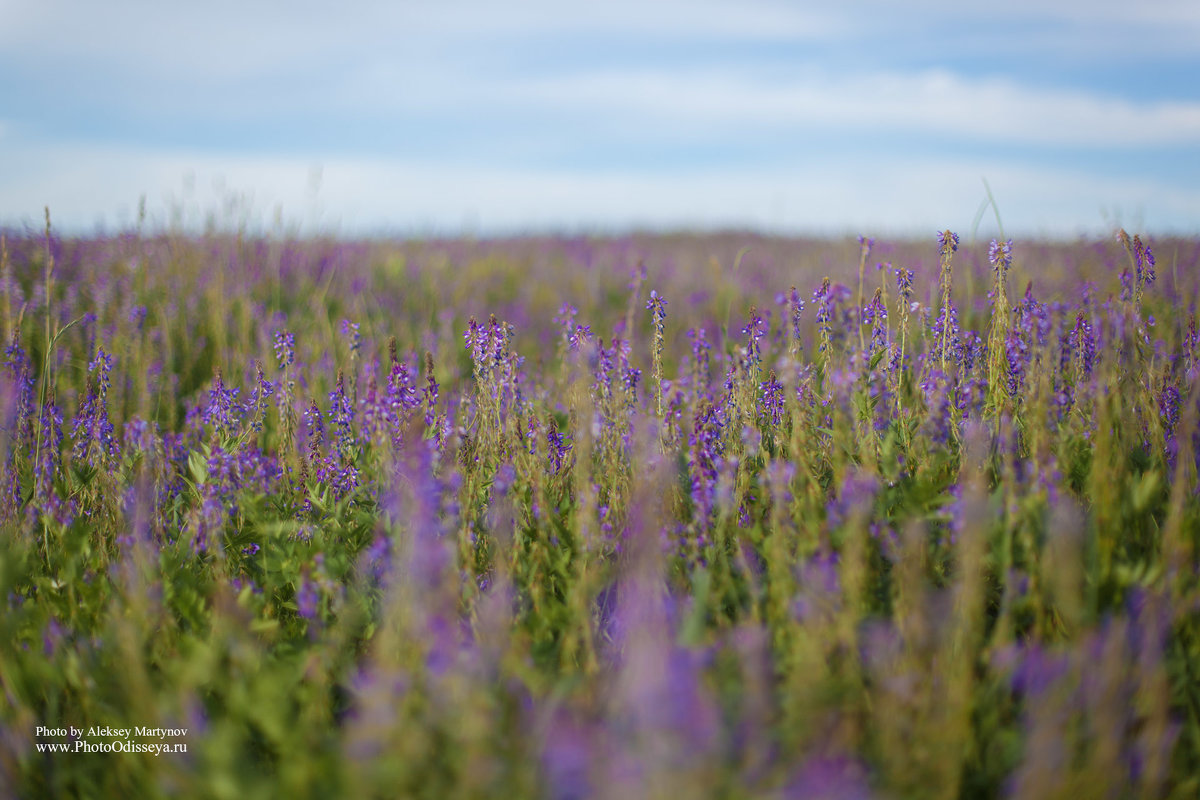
<box><xmin>1</xmin><ymin>1</ymin><xmax>1198</xmax><ymax>237</ymax></box>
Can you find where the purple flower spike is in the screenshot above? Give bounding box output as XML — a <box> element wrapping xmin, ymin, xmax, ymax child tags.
<box><xmin>758</xmin><ymin>371</ymin><xmax>785</xmax><ymax>426</ymax></box>
<box><xmin>273</xmin><ymin>329</ymin><xmax>295</xmax><ymax>369</ymax></box>
<box><xmin>937</xmin><ymin>230</ymin><xmax>959</xmax><ymax>255</ymax></box>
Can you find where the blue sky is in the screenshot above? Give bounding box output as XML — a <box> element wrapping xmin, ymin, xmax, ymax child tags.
<box><xmin>1</xmin><ymin>1</ymin><xmax>1198</xmax><ymax>237</ymax></box>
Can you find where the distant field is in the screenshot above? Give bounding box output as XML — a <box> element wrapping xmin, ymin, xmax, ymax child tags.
<box><xmin>1</xmin><ymin>226</ymin><xmax>1198</xmax><ymax>798</ymax></box>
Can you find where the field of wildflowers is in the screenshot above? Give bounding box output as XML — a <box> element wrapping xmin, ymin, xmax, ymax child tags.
<box><xmin>1</xmin><ymin>218</ymin><xmax>1198</xmax><ymax>798</ymax></box>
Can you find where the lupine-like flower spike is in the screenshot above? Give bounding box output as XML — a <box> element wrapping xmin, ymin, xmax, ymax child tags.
<box><xmin>273</xmin><ymin>330</ymin><xmax>295</xmax><ymax>370</ymax></box>
<box><xmin>742</xmin><ymin>306</ymin><xmax>767</xmax><ymax>371</ymax></box>
<box><xmin>204</xmin><ymin>369</ymin><xmax>241</xmax><ymax>440</ymax></box>
<box><xmin>72</xmin><ymin>346</ymin><xmax>119</xmax><ymax>469</ymax></box>
<box><xmin>937</xmin><ymin>230</ymin><xmax>959</xmax><ymax>372</ymax></box>
<box><xmin>862</xmin><ymin>288</ymin><xmax>888</xmax><ymax>360</ymax></box>
<box><xmin>328</xmin><ymin>370</ymin><xmax>355</xmax><ymax>458</ymax></box>
<box><xmin>814</xmin><ymin>278</ymin><xmax>833</xmax><ymax>362</ymax></box>
<box><xmin>988</xmin><ymin>239</ymin><xmax>1013</xmax><ymax>277</ymax></box>
<box><xmin>987</xmin><ymin>239</ymin><xmax>1014</xmax><ymax>413</ymax></box>
<box><xmin>758</xmin><ymin>370</ymin><xmax>785</xmax><ymax>426</ymax></box>
<box><xmin>341</xmin><ymin>319</ymin><xmax>362</xmax><ymax>356</ymax></box>
<box><xmin>687</xmin><ymin>327</ymin><xmax>711</xmax><ymax>399</ymax></box>
<box><xmin>647</xmin><ymin>289</ymin><xmax>668</xmax><ymax>419</ymax></box>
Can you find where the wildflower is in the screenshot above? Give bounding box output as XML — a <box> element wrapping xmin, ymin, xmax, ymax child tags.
<box><xmin>862</xmin><ymin>288</ymin><xmax>888</xmax><ymax>357</ymax></box>
<box><xmin>71</xmin><ymin>346</ymin><xmax>119</xmax><ymax>468</ymax></box>
<box><xmin>688</xmin><ymin>399</ymin><xmax>727</xmax><ymax>528</ymax></box>
<box><xmin>647</xmin><ymin>289</ymin><xmax>668</xmax><ymax>418</ymax></box>
<box><xmin>1071</xmin><ymin>312</ymin><xmax>1096</xmax><ymax>379</ymax></box>
<box><xmin>937</xmin><ymin>230</ymin><xmax>959</xmax><ymax>370</ymax></box>
<box><xmin>33</xmin><ymin>399</ymin><xmax>65</xmax><ymax>504</ymax></box>
<box><xmin>341</xmin><ymin>319</ymin><xmax>362</xmax><ymax>355</ymax></box>
<box><xmin>988</xmin><ymin>238</ymin><xmax>1014</xmax><ymax>276</ymax></box>
<box><xmin>937</xmin><ymin>229</ymin><xmax>959</xmax><ymax>255</ymax></box>
<box><xmin>1159</xmin><ymin>383</ymin><xmax>1181</xmax><ymax>438</ymax></box>
<box><xmin>566</xmin><ymin>321</ymin><xmax>592</xmax><ymax>352</ymax></box>
<box><xmin>422</xmin><ymin>351</ymin><xmax>439</xmax><ymax>427</ymax></box>
<box><xmin>273</xmin><ymin>330</ymin><xmax>295</xmax><ymax>369</ymax></box>
<box><xmin>646</xmin><ymin>289</ymin><xmax>668</xmax><ymax>325</ymax></box>
<box><xmin>303</xmin><ymin>399</ymin><xmax>325</xmax><ymax>455</ymax></box>
<box><xmin>328</xmin><ymin>370</ymin><xmax>355</xmax><ymax>457</ymax></box>
<box><xmin>826</xmin><ymin>470</ymin><xmax>878</xmax><ymax>530</ymax></box>
<box><xmin>784</xmin><ymin>286</ymin><xmax>805</xmax><ymax>355</ymax></box>
<box><xmin>244</xmin><ymin>361</ymin><xmax>276</xmax><ymax>433</ymax></box>
<box><xmin>547</xmin><ymin>417</ymin><xmax>571</xmax><ymax>475</ymax></box>
<box><xmin>894</xmin><ymin>268</ymin><xmax>914</xmax><ymax>304</ymax></box>
<box><xmin>464</xmin><ymin>317</ymin><xmax>487</xmax><ymax>365</ymax></box>
<box><xmin>814</xmin><ymin>278</ymin><xmax>833</xmax><ymax>356</ymax></box>
<box><xmin>296</xmin><ymin>578</ymin><xmax>319</xmax><ymax>620</ymax></box>
<box><xmin>1005</xmin><ymin>327</ymin><xmax>1029</xmax><ymax>396</ymax></box>
<box><xmin>203</xmin><ymin>369</ymin><xmax>241</xmax><ymax>439</ymax></box>
<box><xmin>742</xmin><ymin>306</ymin><xmax>768</xmax><ymax>369</ymax></box>
<box><xmin>758</xmin><ymin>370</ymin><xmax>785</xmax><ymax>426</ymax></box>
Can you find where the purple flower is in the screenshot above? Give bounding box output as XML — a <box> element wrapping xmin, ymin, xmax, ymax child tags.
<box><xmin>688</xmin><ymin>399</ymin><xmax>727</xmax><ymax>528</ymax></box>
<box><xmin>814</xmin><ymin>278</ymin><xmax>834</xmax><ymax>353</ymax></box>
<box><xmin>1071</xmin><ymin>312</ymin><xmax>1096</xmax><ymax>379</ymax></box>
<box><xmin>553</xmin><ymin>302</ymin><xmax>578</xmax><ymax>330</ymax></box>
<box><xmin>296</xmin><ymin>578</ymin><xmax>319</xmax><ymax>620</ymax></box>
<box><xmin>1005</xmin><ymin>327</ymin><xmax>1029</xmax><ymax>396</ymax></box>
<box><xmin>340</xmin><ymin>319</ymin><xmax>362</xmax><ymax>354</ymax></box>
<box><xmin>645</xmin><ymin>288</ymin><xmax>668</xmax><ymax>322</ymax></box>
<box><xmin>988</xmin><ymin>238</ymin><xmax>1013</xmax><ymax>276</ymax></box>
<box><xmin>1159</xmin><ymin>384</ymin><xmax>1181</xmax><ymax>437</ymax></box>
<box><xmin>547</xmin><ymin>418</ymin><xmax>572</xmax><ymax>475</ymax></box>
<box><xmin>894</xmin><ymin>267</ymin><xmax>914</xmax><ymax>304</ymax></box>
<box><xmin>862</xmin><ymin>289</ymin><xmax>888</xmax><ymax>356</ymax></box>
<box><xmin>464</xmin><ymin>317</ymin><xmax>487</xmax><ymax>364</ymax></box>
<box><xmin>567</xmin><ymin>322</ymin><xmax>592</xmax><ymax>352</ymax></box>
<box><xmin>742</xmin><ymin>306</ymin><xmax>768</xmax><ymax>368</ymax></box>
<box><xmin>758</xmin><ymin>370</ymin><xmax>785</xmax><ymax>426</ymax></box>
<box><xmin>325</xmin><ymin>370</ymin><xmax>355</xmax><ymax>456</ymax></box>
<box><xmin>273</xmin><ymin>330</ymin><xmax>295</xmax><ymax>369</ymax></box>
<box><xmin>244</xmin><ymin>362</ymin><xmax>276</xmax><ymax>432</ymax></box>
<box><xmin>362</xmin><ymin>534</ymin><xmax>390</xmax><ymax>582</ymax></box>
<box><xmin>931</xmin><ymin>301</ymin><xmax>962</xmax><ymax>368</ymax></box>
<box><xmin>303</xmin><ymin>399</ymin><xmax>325</xmax><ymax>455</ymax></box>
<box><xmin>784</xmin><ymin>756</ymin><xmax>874</xmax><ymax>800</ymax></box>
<box><xmin>32</xmin><ymin>400</ymin><xmax>70</xmax><ymax>524</ymax></box>
<box><xmin>421</xmin><ymin>351</ymin><xmax>439</xmax><ymax>427</ymax></box>
<box><xmin>687</xmin><ymin>327</ymin><xmax>712</xmax><ymax>391</ymax></box>
<box><xmin>203</xmin><ymin>369</ymin><xmax>241</xmax><ymax>438</ymax></box>
<box><xmin>783</xmin><ymin>286</ymin><xmax>805</xmax><ymax>351</ymax></box>
<box><xmin>826</xmin><ymin>471</ymin><xmax>878</xmax><ymax>530</ymax></box>
<box><xmin>937</xmin><ymin>229</ymin><xmax>959</xmax><ymax>255</ymax></box>
<box><xmin>920</xmin><ymin>369</ymin><xmax>956</xmax><ymax>445</ymax></box>
<box><xmin>71</xmin><ymin>346</ymin><xmax>119</xmax><ymax>468</ymax></box>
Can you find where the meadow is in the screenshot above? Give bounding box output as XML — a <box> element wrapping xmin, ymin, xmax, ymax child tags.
<box><xmin>0</xmin><ymin>219</ymin><xmax>1198</xmax><ymax>799</ymax></box>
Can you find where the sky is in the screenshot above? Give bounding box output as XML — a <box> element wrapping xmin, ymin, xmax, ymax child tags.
<box><xmin>1</xmin><ymin>0</ymin><xmax>1198</xmax><ymax>238</ymax></box>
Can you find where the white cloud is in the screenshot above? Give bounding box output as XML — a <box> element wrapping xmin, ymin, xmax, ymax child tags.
<box><xmin>0</xmin><ymin>1</ymin><xmax>835</xmax><ymax>79</ymax></box>
<box><xmin>493</xmin><ymin>68</ymin><xmax>1200</xmax><ymax>148</ymax></box>
<box><xmin>5</xmin><ymin>1</ymin><xmax>1197</xmax><ymax>83</ymax></box>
